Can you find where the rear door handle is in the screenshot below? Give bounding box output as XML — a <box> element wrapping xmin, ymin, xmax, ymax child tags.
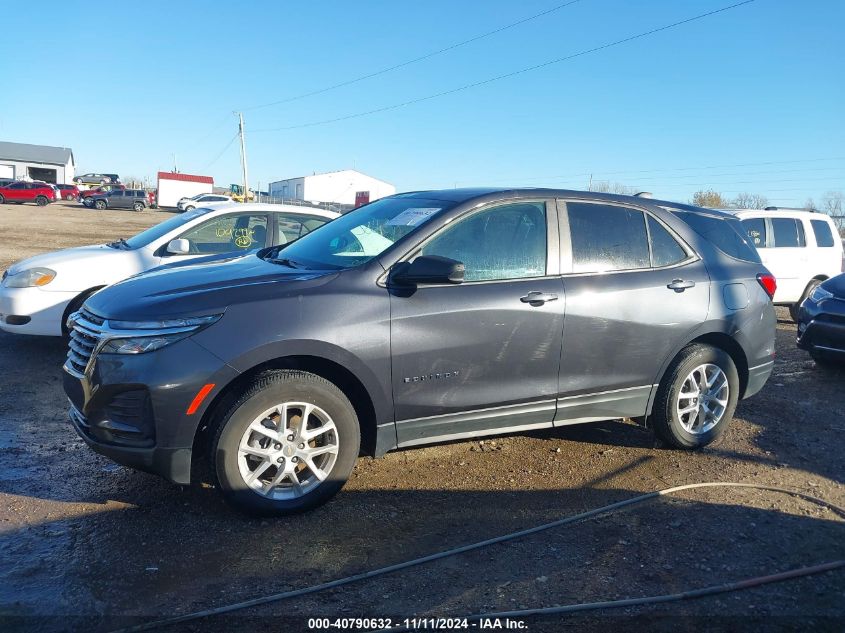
<box><xmin>520</xmin><ymin>291</ymin><xmax>558</xmax><ymax>305</ymax></box>
<box><xmin>667</xmin><ymin>279</ymin><xmax>696</xmax><ymax>292</ymax></box>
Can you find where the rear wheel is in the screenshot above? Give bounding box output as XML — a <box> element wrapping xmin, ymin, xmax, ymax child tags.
<box><xmin>0</xmin><ymin>193</ymin><xmax>5</xmax><ymax>204</ymax></box>
<box><xmin>790</xmin><ymin>279</ymin><xmax>822</xmax><ymax>322</ymax></box>
<box><xmin>94</xmin><ymin>200</ymin><xmax>106</xmax><ymax>210</ymax></box>
<box><xmin>35</xmin><ymin>196</ymin><xmax>48</xmax><ymax>206</ymax></box>
<box><xmin>212</xmin><ymin>370</ymin><xmax>360</xmax><ymax>516</ymax></box>
<box><xmin>133</xmin><ymin>202</ymin><xmax>144</xmax><ymax>212</ymax></box>
<box><xmin>184</xmin><ymin>205</ymin><xmax>195</xmax><ymax>212</ymax></box>
<box><xmin>651</xmin><ymin>344</ymin><xmax>739</xmax><ymax>449</ymax></box>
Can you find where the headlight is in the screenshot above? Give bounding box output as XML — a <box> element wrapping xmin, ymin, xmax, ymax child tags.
<box><xmin>101</xmin><ymin>314</ymin><xmax>222</xmax><ymax>354</ymax></box>
<box><xmin>3</xmin><ymin>267</ymin><xmax>57</xmax><ymax>288</ymax></box>
<box><xmin>809</xmin><ymin>285</ymin><xmax>834</xmax><ymax>303</ymax></box>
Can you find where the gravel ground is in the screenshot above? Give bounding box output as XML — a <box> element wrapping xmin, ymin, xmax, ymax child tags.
<box><xmin>0</xmin><ymin>202</ymin><xmax>843</xmax><ymax>632</ymax></box>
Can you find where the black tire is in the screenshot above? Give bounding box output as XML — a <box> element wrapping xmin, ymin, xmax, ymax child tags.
<box><xmin>212</xmin><ymin>370</ymin><xmax>360</xmax><ymax>516</ymax></box>
<box><xmin>789</xmin><ymin>279</ymin><xmax>822</xmax><ymax>322</ymax></box>
<box><xmin>94</xmin><ymin>199</ymin><xmax>106</xmax><ymax>210</ymax></box>
<box><xmin>61</xmin><ymin>287</ymin><xmax>102</xmax><ymax>339</ymax></box>
<box><xmin>650</xmin><ymin>344</ymin><xmax>739</xmax><ymax>449</ymax></box>
<box><xmin>133</xmin><ymin>202</ymin><xmax>144</xmax><ymax>212</ymax></box>
<box><xmin>0</xmin><ymin>193</ymin><xmax>4</xmax><ymax>204</ymax></box>
<box><xmin>184</xmin><ymin>205</ymin><xmax>195</xmax><ymax>212</ymax></box>
<box><xmin>83</xmin><ymin>197</ymin><xmax>94</xmax><ymax>208</ymax></box>
<box><xmin>36</xmin><ymin>196</ymin><xmax>48</xmax><ymax>207</ymax></box>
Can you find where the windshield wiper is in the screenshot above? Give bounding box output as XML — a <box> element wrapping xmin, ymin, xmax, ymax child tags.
<box><xmin>271</xmin><ymin>257</ymin><xmax>308</xmax><ymax>269</ymax></box>
<box><xmin>106</xmin><ymin>237</ymin><xmax>130</xmax><ymax>249</ymax></box>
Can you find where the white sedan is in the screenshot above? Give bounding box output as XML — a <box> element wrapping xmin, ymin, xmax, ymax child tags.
<box><xmin>177</xmin><ymin>193</ymin><xmax>232</xmax><ymax>211</ymax></box>
<box><xmin>0</xmin><ymin>203</ymin><xmax>338</xmax><ymax>336</ymax></box>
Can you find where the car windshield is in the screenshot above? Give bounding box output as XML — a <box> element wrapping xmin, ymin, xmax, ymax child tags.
<box><xmin>123</xmin><ymin>207</ymin><xmax>214</xmax><ymax>249</ymax></box>
<box><xmin>266</xmin><ymin>196</ymin><xmax>450</xmax><ymax>270</ymax></box>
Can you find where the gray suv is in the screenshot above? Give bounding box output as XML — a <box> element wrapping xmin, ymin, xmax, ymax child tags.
<box><xmin>62</xmin><ymin>188</ymin><xmax>776</xmax><ymax>515</ymax></box>
<box><xmin>90</xmin><ymin>189</ymin><xmax>148</xmax><ymax>211</ymax></box>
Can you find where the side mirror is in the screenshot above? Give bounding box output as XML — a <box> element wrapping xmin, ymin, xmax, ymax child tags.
<box><xmin>166</xmin><ymin>238</ymin><xmax>191</xmax><ymax>255</ymax></box>
<box><xmin>393</xmin><ymin>255</ymin><xmax>464</xmax><ymax>285</ymax></box>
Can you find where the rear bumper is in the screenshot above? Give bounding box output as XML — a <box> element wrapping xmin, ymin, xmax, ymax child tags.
<box><xmin>744</xmin><ymin>360</ymin><xmax>774</xmax><ymax>399</ymax></box>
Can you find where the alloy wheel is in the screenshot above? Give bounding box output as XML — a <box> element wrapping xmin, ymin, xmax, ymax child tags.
<box><xmin>676</xmin><ymin>363</ymin><xmax>729</xmax><ymax>435</ymax></box>
<box><xmin>237</xmin><ymin>402</ymin><xmax>340</xmax><ymax>500</ymax></box>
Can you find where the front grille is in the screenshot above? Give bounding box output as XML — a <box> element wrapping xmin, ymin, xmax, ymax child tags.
<box><xmin>66</xmin><ymin>307</ymin><xmax>106</xmax><ymax>376</ymax></box>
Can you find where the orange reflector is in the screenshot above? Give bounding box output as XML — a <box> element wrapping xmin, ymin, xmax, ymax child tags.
<box><xmin>186</xmin><ymin>383</ymin><xmax>215</xmax><ymax>415</ymax></box>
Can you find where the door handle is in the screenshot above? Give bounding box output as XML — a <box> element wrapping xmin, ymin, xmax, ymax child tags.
<box><xmin>520</xmin><ymin>291</ymin><xmax>558</xmax><ymax>305</ymax></box>
<box><xmin>667</xmin><ymin>279</ymin><xmax>696</xmax><ymax>292</ymax></box>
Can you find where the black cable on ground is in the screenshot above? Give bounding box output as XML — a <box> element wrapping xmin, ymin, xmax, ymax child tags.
<box><xmin>115</xmin><ymin>482</ymin><xmax>845</xmax><ymax>632</ymax></box>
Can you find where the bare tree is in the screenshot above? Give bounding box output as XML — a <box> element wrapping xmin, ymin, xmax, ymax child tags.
<box><xmin>691</xmin><ymin>189</ymin><xmax>730</xmax><ymax>208</ymax></box>
<box><xmin>730</xmin><ymin>192</ymin><xmax>768</xmax><ymax>209</ymax></box>
<box><xmin>819</xmin><ymin>190</ymin><xmax>844</xmax><ymax>232</ymax></box>
<box><xmin>589</xmin><ymin>180</ymin><xmax>638</xmax><ymax>195</ymax></box>
<box><xmin>803</xmin><ymin>197</ymin><xmax>816</xmax><ymax>211</ymax></box>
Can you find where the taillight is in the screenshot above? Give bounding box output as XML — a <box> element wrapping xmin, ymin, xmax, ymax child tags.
<box><xmin>756</xmin><ymin>273</ymin><xmax>776</xmax><ymax>299</ymax></box>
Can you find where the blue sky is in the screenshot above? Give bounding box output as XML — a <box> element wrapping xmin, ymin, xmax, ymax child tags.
<box><xmin>2</xmin><ymin>0</ymin><xmax>843</xmax><ymax>205</ymax></box>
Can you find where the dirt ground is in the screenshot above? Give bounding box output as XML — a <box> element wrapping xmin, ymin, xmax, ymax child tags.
<box><xmin>0</xmin><ymin>202</ymin><xmax>843</xmax><ymax>632</ymax></box>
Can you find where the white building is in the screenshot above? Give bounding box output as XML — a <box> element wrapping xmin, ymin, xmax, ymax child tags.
<box><xmin>268</xmin><ymin>169</ymin><xmax>395</xmax><ymax>207</ymax></box>
<box><xmin>156</xmin><ymin>171</ymin><xmax>213</xmax><ymax>208</ymax></box>
<box><xmin>0</xmin><ymin>141</ymin><xmax>75</xmax><ymax>184</ymax></box>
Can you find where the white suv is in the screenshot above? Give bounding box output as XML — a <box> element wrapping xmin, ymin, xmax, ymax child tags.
<box><xmin>0</xmin><ymin>203</ymin><xmax>338</xmax><ymax>336</ymax></box>
<box><xmin>728</xmin><ymin>208</ymin><xmax>844</xmax><ymax>320</ymax></box>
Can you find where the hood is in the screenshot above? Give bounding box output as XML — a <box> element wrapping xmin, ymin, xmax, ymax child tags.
<box><xmin>821</xmin><ymin>273</ymin><xmax>845</xmax><ymax>298</ymax></box>
<box><xmin>6</xmin><ymin>244</ymin><xmax>115</xmax><ymax>275</ymax></box>
<box><xmin>85</xmin><ymin>252</ymin><xmax>337</xmax><ymax>321</ymax></box>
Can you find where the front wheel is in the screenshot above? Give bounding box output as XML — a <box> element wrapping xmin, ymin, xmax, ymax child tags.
<box><xmin>184</xmin><ymin>205</ymin><xmax>195</xmax><ymax>212</ymax></box>
<box><xmin>212</xmin><ymin>370</ymin><xmax>360</xmax><ymax>516</ymax></box>
<box><xmin>94</xmin><ymin>200</ymin><xmax>106</xmax><ymax>210</ymax></box>
<box><xmin>650</xmin><ymin>344</ymin><xmax>739</xmax><ymax>449</ymax></box>
<box><xmin>83</xmin><ymin>197</ymin><xmax>94</xmax><ymax>208</ymax></box>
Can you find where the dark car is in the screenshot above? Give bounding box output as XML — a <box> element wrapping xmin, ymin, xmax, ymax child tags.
<box><xmin>80</xmin><ymin>184</ymin><xmax>126</xmax><ymax>206</ymax></box>
<box><xmin>63</xmin><ymin>188</ymin><xmax>777</xmax><ymax>515</ymax></box>
<box><xmin>796</xmin><ymin>273</ymin><xmax>845</xmax><ymax>368</ymax></box>
<box><xmin>89</xmin><ymin>188</ymin><xmax>149</xmax><ymax>211</ymax></box>
<box><xmin>0</xmin><ymin>181</ymin><xmax>56</xmax><ymax>206</ymax></box>
<box><xmin>74</xmin><ymin>173</ymin><xmax>120</xmax><ymax>186</ymax></box>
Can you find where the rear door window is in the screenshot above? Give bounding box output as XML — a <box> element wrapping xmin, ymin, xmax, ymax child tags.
<box><xmin>771</xmin><ymin>218</ymin><xmax>806</xmax><ymax>248</ymax></box>
<box><xmin>810</xmin><ymin>219</ymin><xmax>835</xmax><ymax>247</ymax></box>
<box><xmin>647</xmin><ymin>216</ymin><xmax>688</xmax><ymax>267</ymax></box>
<box><xmin>741</xmin><ymin>218</ymin><xmax>767</xmax><ymax>248</ymax></box>
<box><xmin>275</xmin><ymin>214</ymin><xmax>330</xmax><ymax>244</ymax></box>
<box><xmin>567</xmin><ymin>202</ymin><xmax>650</xmax><ymax>273</ymax></box>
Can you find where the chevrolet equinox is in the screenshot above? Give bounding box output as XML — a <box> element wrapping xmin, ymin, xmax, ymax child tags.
<box><xmin>63</xmin><ymin>189</ymin><xmax>777</xmax><ymax>515</ymax></box>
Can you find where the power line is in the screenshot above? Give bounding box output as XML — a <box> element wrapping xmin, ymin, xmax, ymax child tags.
<box><xmin>251</xmin><ymin>0</ymin><xmax>756</xmax><ymax>133</ymax></box>
<box><xmin>242</xmin><ymin>0</ymin><xmax>585</xmax><ymax>112</ymax></box>
<box><xmin>201</xmin><ymin>132</ymin><xmax>239</xmax><ymax>171</ymax></box>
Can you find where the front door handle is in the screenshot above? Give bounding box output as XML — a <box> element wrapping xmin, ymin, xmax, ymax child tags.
<box><xmin>667</xmin><ymin>279</ymin><xmax>696</xmax><ymax>292</ymax></box>
<box><xmin>520</xmin><ymin>291</ymin><xmax>558</xmax><ymax>305</ymax></box>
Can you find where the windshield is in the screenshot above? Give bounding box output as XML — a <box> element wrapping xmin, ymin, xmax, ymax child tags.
<box><xmin>269</xmin><ymin>196</ymin><xmax>450</xmax><ymax>270</ymax></box>
<box><xmin>124</xmin><ymin>207</ymin><xmax>214</xmax><ymax>249</ymax></box>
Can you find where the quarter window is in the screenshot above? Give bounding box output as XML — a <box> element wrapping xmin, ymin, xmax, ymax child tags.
<box><xmin>568</xmin><ymin>202</ymin><xmax>650</xmax><ymax>273</ymax></box>
<box><xmin>810</xmin><ymin>219</ymin><xmax>835</xmax><ymax>247</ymax></box>
<box><xmin>741</xmin><ymin>218</ymin><xmax>767</xmax><ymax>248</ymax></box>
<box><xmin>771</xmin><ymin>218</ymin><xmax>806</xmax><ymax>248</ymax></box>
<box><xmin>420</xmin><ymin>201</ymin><xmax>547</xmax><ymax>281</ymax></box>
<box><xmin>178</xmin><ymin>214</ymin><xmax>268</xmax><ymax>254</ymax></box>
<box><xmin>648</xmin><ymin>216</ymin><xmax>687</xmax><ymax>267</ymax></box>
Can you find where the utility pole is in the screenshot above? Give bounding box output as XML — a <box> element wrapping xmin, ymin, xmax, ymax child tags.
<box><xmin>237</xmin><ymin>112</ymin><xmax>249</xmax><ymax>203</ymax></box>
<box><xmin>588</xmin><ymin>173</ymin><xmax>593</xmax><ymax>191</ymax></box>
<box><xmin>173</xmin><ymin>154</ymin><xmax>178</xmax><ymax>173</ymax></box>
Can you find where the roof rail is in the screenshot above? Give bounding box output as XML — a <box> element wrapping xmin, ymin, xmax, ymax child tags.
<box><xmin>635</xmin><ymin>191</ymin><xmax>653</xmax><ymax>198</ymax></box>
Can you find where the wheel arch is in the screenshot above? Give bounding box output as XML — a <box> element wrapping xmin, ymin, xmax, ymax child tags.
<box><xmin>645</xmin><ymin>328</ymin><xmax>750</xmax><ymax>425</ymax></box>
<box><xmin>60</xmin><ymin>286</ymin><xmax>106</xmax><ymax>336</ymax></box>
<box><xmin>191</xmin><ymin>351</ymin><xmax>387</xmax><ymax>483</ymax></box>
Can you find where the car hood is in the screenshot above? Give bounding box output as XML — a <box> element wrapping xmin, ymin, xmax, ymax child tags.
<box><xmin>6</xmin><ymin>244</ymin><xmax>116</xmax><ymax>275</ymax></box>
<box><xmin>85</xmin><ymin>252</ymin><xmax>338</xmax><ymax>321</ymax></box>
<box><xmin>821</xmin><ymin>273</ymin><xmax>845</xmax><ymax>298</ymax></box>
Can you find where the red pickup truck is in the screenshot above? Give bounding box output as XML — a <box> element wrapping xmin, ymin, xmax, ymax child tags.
<box><xmin>0</xmin><ymin>181</ymin><xmax>56</xmax><ymax>206</ymax></box>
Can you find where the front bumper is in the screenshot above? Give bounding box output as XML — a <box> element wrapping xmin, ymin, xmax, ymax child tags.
<box><xmin>63</xmin><ymin>336</ymin><xmax>239</xmax><ymax>484</ymax></box>
<box><xmin>797</xmin><ymin>297</ymin><xmax>845</xmax><ymax>356</ymax></box>
<box><xmin>0</xmin><ymin>286</ymin><xmax>77</xmax><ymax>336</ymax></box>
